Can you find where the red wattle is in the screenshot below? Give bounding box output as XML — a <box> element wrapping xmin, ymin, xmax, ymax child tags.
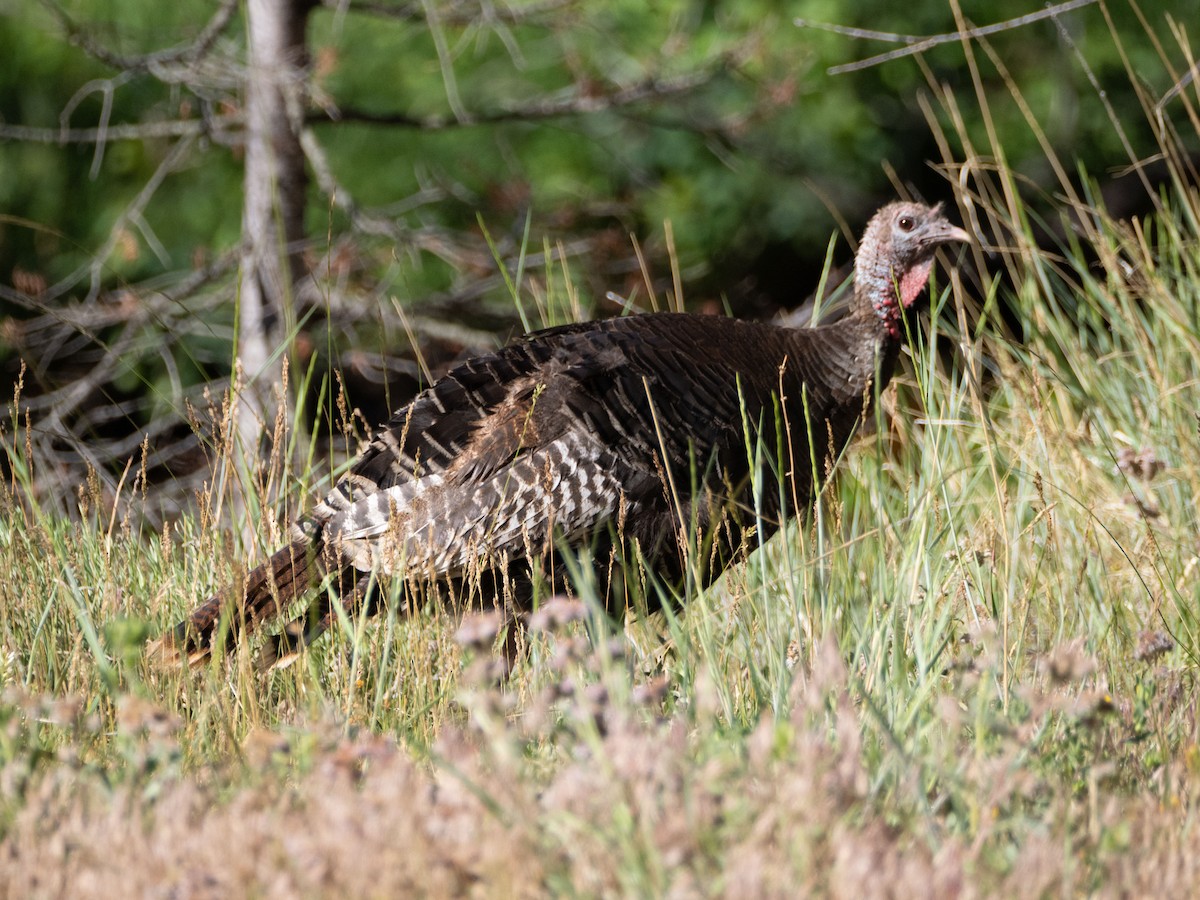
<box><xmin>899</xmin><ymin>260</ymin><xmax>933</xmax><ymax>308</ymax></box>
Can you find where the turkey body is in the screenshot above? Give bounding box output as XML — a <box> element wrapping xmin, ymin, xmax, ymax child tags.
<box><xmin>317</xmin><ymin>311</ymin><xmax>885</xmax><ymax>584</ymax></box>
<box><xmin>159</xmin><ymin>201</ymin><xmax>969</xmax><ymax>665</ymax></box>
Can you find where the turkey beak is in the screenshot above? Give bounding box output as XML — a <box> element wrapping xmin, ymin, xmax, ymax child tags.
<box><xmin>934</xmin><ymin>223</ymin><xmax>972</xmax><ymax>246</ymax></box>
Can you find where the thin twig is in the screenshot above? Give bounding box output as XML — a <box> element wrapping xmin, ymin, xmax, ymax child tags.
<box><xmin>1050</xmin><ymin>8</ymin><xmax>1157</xmax><ymax>208</ymax></box>
<box><xmin>794</xmin><ymin>0</ymin><xmax>1098</xmax><ymax>75</ymax></box>
<box><xmin>0</xmin><ymin>117</ymin><xmax>231</xmax><ymax>145</ymax></box>
<box><xmin>59</xmin><ymin>72</ymin><xmax>136</xmax><ymax>177</ymax></box>
<box><xmin>320</xmin><ymin>62</ymin><xmax>727</xmax><ymax>129</ymax></box>
<box><xmin>300</xmin><ymin>129</ymin><xmax>490</xmax><ymax>269</ymax></box>
<box><xmin>43</xmin><ymin>135</ymin><xmax>198</xmax><ymax>306</ymax></box>
<box><xmin>36</xmin><ymin>0</ymin><xmax>240</xmax><ymax>74</ymax></box>
<box><xmin>318</xmin><ymin>0</ymin><xmax>576</xmax><ymax>25</ymax></box>
<box><xmin>421</xmin><ymin>0</ymin><xmax>471</xmax><ymax>124</ymax></box>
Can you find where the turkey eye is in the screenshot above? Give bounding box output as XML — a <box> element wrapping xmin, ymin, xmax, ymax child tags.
<box><xmin>898</xmin><ymin>216</ymin><xmax>915</xmax><ymax>232</ymax></box>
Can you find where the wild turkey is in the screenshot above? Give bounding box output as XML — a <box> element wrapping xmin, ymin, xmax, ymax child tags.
<box><xmin>155</xmin><ymin>201</ymin><xmax>969</xmax><ymax>666</ymax></box>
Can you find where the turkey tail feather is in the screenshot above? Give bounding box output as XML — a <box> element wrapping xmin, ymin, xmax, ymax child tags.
<box><xmin>150</xmin><ymin>539</ymin><xmax>317</xmax><ymax>667</ymax></box>
<box><xmin>256</xmin><ymin>568</ymin><xmax>378</xmax><ymax>672</ymax></box>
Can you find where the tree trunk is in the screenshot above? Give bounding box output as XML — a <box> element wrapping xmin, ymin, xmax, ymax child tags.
<box><xmin>235</xmin><ymin>0</ymin><xmax>311</xmax><ymax>526</ymax></box>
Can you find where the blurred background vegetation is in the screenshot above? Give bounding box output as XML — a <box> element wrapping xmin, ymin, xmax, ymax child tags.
<box><xmin>0</xmin><ymin>0</ymin><xmax>1195</xmax><ymax>521</ymax></box>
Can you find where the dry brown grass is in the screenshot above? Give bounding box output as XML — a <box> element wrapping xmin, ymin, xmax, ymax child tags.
<box><xmin>2</xmin><ymin>625</ymin><xmax>1198</xmax><ymax>899</ymax></box>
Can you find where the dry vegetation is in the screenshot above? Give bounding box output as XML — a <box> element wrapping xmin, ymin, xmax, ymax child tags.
<box><xmin>3</xmin><ymin>20</ymin><xmax>1200</xmax><ymax>897</ymax></box>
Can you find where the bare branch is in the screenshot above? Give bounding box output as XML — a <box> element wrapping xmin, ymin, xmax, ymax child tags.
<box><xmin>300</xmin><ymin>128</ymin><xmax>496</xmax><ymax>270</ymax></box>
<box><xmin>43</xmin><ymin>135</ymin><xmax>199</xmax><ymax>306</ymax></box>
<box><xmin>59</xmin><ymin>71</ymin><xmax>137</xmax><ymax>177</ymax></box>
<box><xmin>2</xmin><ymin>58</ymin><xmax>719</xmax><ymax>148</ymax></box>
<box><xmin>794</xmin><ymin>0</ymin><xmax>1098</xmax><ymax>75</ymax></box>
<box><xmin>301</xmin><ymin>125</ymin><xmax>601</xmax><ymax>293</ymax></box>
<box><xmin>422</xmin><ymin>0</ymin><xmax>470</xmax><ymax>125</ymax></box>
<box><xmin>317</xmin><ymin>0</ymin><xmax>576</xmax><ymax>25</ymax></box>
<box><xmin>0</xmin><ymin>117</ymin><xmax>232</xmax><ymax>145</ymax></box>
<box><xmin>26</xmin><ymin>317</ymin><xmax>148</xmax><ymax>427</ymax></box>
<box><xmin>1</xmin><ymin>251</ymin><xmax>238</xmax><ymax>355</ymax></box>
<box><xmin>36</xmin><ymin>0</ymin><xmax>240</xmax><ymax>74</ymax></box>
<box><xmin>320</xmin><ymin>62</ymin><xmax>727</xmax><ymax>130</ymax></box>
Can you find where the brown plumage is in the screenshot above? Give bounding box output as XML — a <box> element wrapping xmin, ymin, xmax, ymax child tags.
<box><xmin>155</xmin><ymin>201</ymin><xmax>970</xmax><ymax>667</ymax></box>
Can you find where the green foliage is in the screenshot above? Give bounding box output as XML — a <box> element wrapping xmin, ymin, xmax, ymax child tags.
<box><xmin>0</xmin><ymin>0</ymin><xmax>1186</xmax><ymax>293</ymax></box>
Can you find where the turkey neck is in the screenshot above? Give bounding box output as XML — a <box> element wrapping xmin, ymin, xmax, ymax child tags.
<box><xmin>833</xmin><ymin>225</ymin><xmax>924</xmax><ymax>398</ymax></box>
<box><xmin>779</xmin><ymin>286</ymin><xmax>905</xmax><ymax>421</ymax></box>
